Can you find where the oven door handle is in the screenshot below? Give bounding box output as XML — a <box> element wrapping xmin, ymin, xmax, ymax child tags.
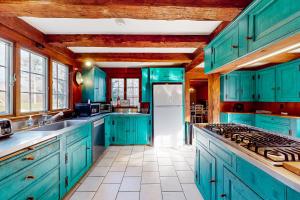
<box><xmin>94</xmin><ymin>118</ymin><xmax>104</xmax><ymax>127</ymax></box>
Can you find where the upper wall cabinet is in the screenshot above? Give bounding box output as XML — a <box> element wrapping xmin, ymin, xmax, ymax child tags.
<box><xmin>256</xmin><ymin>67</ymin><xmax>276</xmax><ymax>102</ymax></box>
<box><xmin>141</xmin><ymin>68</ymin><xmax>150</xmax><ymax>102</ymax></box>
<box><xmin>150</xmin><ymin>68</ymin><xmax>184</xmax><ymax>83</ymax></box>
<box><xmin>221</xmin><ymin>71</ymin><xmax>255</xmax><ymax>102</ymax></box>
<box><xmin>204</xmin><ymin>0</ymin><xmax>300</xmax><ymax>74</ymax></box>
<box><xmin>82</xmin><ymin>67</ymin><xmax>107</xmax><ymax>102</ymax></box>
<box><xmin>248</xmin><ymin>0</ymin><xmax>300</xmax><ymax>52</ymax></box>
<box><xmin>276</xmin><ymin>59</ymin><xmax>300</xmax><ymax>102</ymax></box>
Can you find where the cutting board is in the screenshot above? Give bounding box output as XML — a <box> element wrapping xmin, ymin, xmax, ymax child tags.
<box><xmin>283</xmin><ymin>162</ymin><xmax>300</xmax><ymax>175</ymax></box>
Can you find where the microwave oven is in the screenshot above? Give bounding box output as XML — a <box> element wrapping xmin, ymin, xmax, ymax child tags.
<box><xmin>75</xmin><ymin>103</ymin><xmax>100</xmax><ymax>117</ymax></box>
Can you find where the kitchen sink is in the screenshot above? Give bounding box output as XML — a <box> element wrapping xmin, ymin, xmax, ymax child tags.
<box><xmin>30</xmin><ymin>120</ymin><xmax>86</xmax><ymax>131</ymax></box>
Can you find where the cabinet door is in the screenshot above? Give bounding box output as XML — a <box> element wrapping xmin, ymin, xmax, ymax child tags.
<box><xmin>142</xmin><ymin>68</ymin><xmax>150</xmax><ymax>102</ymax></box>
<box><xmin>276</xmin><ymin>60</ymin><xmax>300</xmax><ymax>102</ymax></box>
<box><xmin>223</xmin><ymin>73</ymin><xmax>239</xmax><ymax>101</ymax></box>
<box><xmin>114</xmin><ymin>116</ymin><xmax>127</xmax><ymax>145</ymax></box>
<box><xmin>104</xmin><ymin>116</ymin><xmax>111</xmax><ymax>147</ymax></box>
<box><xmin>150</xmin><ymin>68</ymin><xmax>184</xmax><ymax>82</ymax></box>
<box><xmin>136</xmin><ymin>117</ymin><xmax>149</xmax><ymax>144</ymax></box>
<box><xmin>248</xmin><ymin>0</ymin><xmax>300</xmax><ymax>52</ymax></box>
<box><xmin>223</xmin><ymin>168</ymin><xmax>263</xmax><ymax>200</ymax></box>
<box><xmin>82</xmin><ymin>68</ymin><xmax>95</xmax><ymax>102</ymax></box>
<box><xmin>98</xmin><ymin>70</ymin><xmax>107</xmax><ymax>102</ymax></box>
<box><xmin>256</xmin><ymin>68</ymin><xmax>276</xmax><ymax>102</ymax></box>
<box><xmin>240</xmin><ymin>72</ymin><xmax>255</xmax><ymax>102</ymax></box>
<box><xmin>66</xmin><ymin>136</ymin><xmax>92</xmax><ymax>190</ymax></box>
<box><xmin>94</xmin><ymin>69</ymin><xmax>100</xmax><ymax>102</ymax></box>
<box><xmin>126</xmin><ymin>117</ymin><xmax>135</xmax><ymax>145</ymax></box>
<box><xmin>198</xmin><ymin>145</ymin><xmax>216</xmax><ymax>200</ymax></box>
<box><xmin>204</xmin><ymin>46</ymin><xmax>214</xmax><ymax>73</ymax></box>
<box><xmin>287</xmin><ymin>187</ymin><xmax>300</xmax><ymax>200</ymax></box>
<box><xmin>213</xmin><ymin>26</ymin><xmax>239</xmax><ymax>68</ymax></box>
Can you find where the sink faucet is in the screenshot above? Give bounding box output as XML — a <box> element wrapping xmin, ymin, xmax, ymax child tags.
<box><xmin>39</xmin><ymin>111</ymin><xmax>64</xmax><ymax>126</ymax></box>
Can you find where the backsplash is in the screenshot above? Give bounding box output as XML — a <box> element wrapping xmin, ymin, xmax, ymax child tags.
<box><xmin>221</xmin><ymin>102</ymin><xmax>300</xmax><ymax>116</ymax></box>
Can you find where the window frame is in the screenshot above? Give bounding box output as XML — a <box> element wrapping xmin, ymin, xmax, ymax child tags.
<box><xmin>0</xmin><ymin>38</ymin><xmax>13</xmax><ymax>115</ymax></box>
<box><xmin>126</xmin><ymin>78</ymin><xmax>140</xmax><ymax>106</ymax></box>
<box><xmin>111</xmin><ymin>78</ymin><xmax>140</xmax><ymax>106</ymax></box>
<box><xmin>111</xmin><ymin>78</ymin><xmax>125</xmax><ymax>101</ymax></box>
<box><xmin>20</xmin><ymin>48</ymin><xmax>48</xmax><ymax>113</ymax></box>
<box><xmin>52</xmin><ymin>60</ymin><xmax>69</xmax><ymax>110</ymax></box>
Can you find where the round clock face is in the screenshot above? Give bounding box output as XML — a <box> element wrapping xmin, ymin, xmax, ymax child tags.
<box><xmin>75</xmin><ymin>71</ymin><xmax>83</xmax><ymax>85</ymax></box>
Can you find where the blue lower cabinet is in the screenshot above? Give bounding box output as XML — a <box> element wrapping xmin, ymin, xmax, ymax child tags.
<box><xmin>104</xmin><ymin>116</ymin><xmax>111</xmax><ymax>147</ymax></box>
<box><xmin>220</xmin><ymin>113</ymin><xmax>254</xmax><ymax>126</ymax></box>
<box><xmin>287</xmin><ymin>187</ymin><xmax>300</xmax><ymax>200</ymax></box>
<box><xmin>223</xmin><ymin>168</ymin><xmax>262</xmax><ymax>200</ymax></box>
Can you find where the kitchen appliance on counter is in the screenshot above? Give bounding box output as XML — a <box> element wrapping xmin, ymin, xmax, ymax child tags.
<box><xmin>99</xmin><ymin>103</ymin><xmax>112</xmax><ymax>113</ymax></box>
<box><xmin>92</xmin><ymin>118</ymin><xmax>105</xmax><ymax>162</ymax></box>
<box><xmin>153</xmin><ymin>84</ymin><xmax>184</xmax><ymax>147</ymax></box>
<box><xmin>203</xmin><ymin>123</ymin><xmax>300</xmax><ymax>166</ymax></box>
<box><xmin>0</xmin><ymin>119</ymin><xmax>13</xmax><ymax>139</ymax></box>
<box><xmin>75</xmin><ymin>103</ymin><xmax>100</xmax><ymax>117</ymax></box>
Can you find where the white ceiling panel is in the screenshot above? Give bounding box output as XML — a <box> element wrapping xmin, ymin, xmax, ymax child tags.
<box><xmin>19</xmin><ymin>17</ymin><xmax>221</xmax><ymax>35</ymax></box>
<box><xmin>68</xmin><ymin>47</ymin><xmax>196</xmax><ymax>53</ymax></box>
<box><xmin>96</xmin><ymin>62</ymin><xmax>178</xmax><ymax>68</ymax></box>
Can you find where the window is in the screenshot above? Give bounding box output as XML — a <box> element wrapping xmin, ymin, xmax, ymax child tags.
<box><xmin>52</xmin><ymin>61</ymin><xmax>69</xmax><ymax>110</ymax></box>
<box><xmin>20</xmin><ymin>49</ymin><xmax>47</xmax><ymax>113</ymax></box>
<box><xmin>0</xmin><ymin>38</ymin><xmax>12</xmax><ymax>114</ymax></box>
<box><xmin>111</xmin><ymin>78</ymin><xmax>124</xmax><ymax>102</ymax></box>
<box><xmin>126</xmin><ymin>79</ymin><xmax>139</xmax><ymax>106</ymax></box>
<box><xmin>111</xmin><ymin>78</ymin><xmax>140</xmax><ymax>106</ymax></box>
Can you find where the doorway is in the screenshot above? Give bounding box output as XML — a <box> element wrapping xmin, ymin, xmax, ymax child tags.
<box><xmin>189</xmin><ymin>79</ymin><xmax>208</xmax><ymax>123</ymax></box>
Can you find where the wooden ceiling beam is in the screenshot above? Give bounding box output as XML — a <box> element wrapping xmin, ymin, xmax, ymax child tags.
<box><xmin>76</xmin><ymin>53</ymin><xmax>192</xmax><ymax>63</ymax></box>
<box><xmin>185</xmin><ymin>21</ymin><xmax>231</xmax><ymax>71</ymax></box>
<box><xmin>46</xmin><ymin>34</ymin><xmax>209</xmax><ymax>48</ymax></box>
<box><xmin>0</xmin><ymin>1</ymin><xmax>251</xmax><ymax>21</ymax></box>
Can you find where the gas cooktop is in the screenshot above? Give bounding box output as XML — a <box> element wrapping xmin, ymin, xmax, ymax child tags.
<box><xmin>204</xmin><ymin>123</ymin><xmax>300</xmax><ymax>166</ymax></box>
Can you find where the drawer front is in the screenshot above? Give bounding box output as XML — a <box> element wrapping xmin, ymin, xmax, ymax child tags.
<box><xmin>209</xmin><ymin>141</ymin><xmax>234</xmax><ymax>168</ymax></box>
<box><xmin>15</xmin><ymin>168</ymin><xmax>60</xmax><ymax>200</ymax></box>
<box><xmin>66</xmin><ymin>123</ymin><xmax>91</xmax><ymax>145</ymax></box>
<box><xmin>236</xmin><ymin>157</ymin><xmax>285</xmax><ymax>200</ymax></box>
<box><xmin>0</xmin><ymin>139</ymin><xmax>59</xmax><ymax>180</ymax></box>
<box><xmin>0</xmin><ymin>153</ymin><xmax>60</xmax><ymax>199</ymax></box>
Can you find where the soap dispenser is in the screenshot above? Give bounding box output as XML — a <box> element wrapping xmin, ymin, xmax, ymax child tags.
<box><xmin>27</xmin><ymin>115</ymin><xmax>34</xmax><ymax>127</ymax></box>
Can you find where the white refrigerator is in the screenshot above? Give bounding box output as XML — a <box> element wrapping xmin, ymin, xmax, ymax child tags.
<box><xmin>153</xmin><ymin>84</ymin><xmax>184</xmax><ymax>147</ymax></box>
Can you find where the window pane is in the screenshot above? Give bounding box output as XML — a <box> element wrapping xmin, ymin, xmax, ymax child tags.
<box><xmin>57</xmin><ymin>95</ymin><xmax>65</xmax><ymax>109</ymax></box>
<box><xmin>58</xmin><ymin>64</ymin><xmax>67</xmax><ymax>80</ymax></box>
<box><xmin>0</xmin><ymin>42</ymin><xmax>5</xmax><ymax>66</ymax></box>
<box><xmin>111</xmin><ymin>78</ymin><xmax>124</xmax><ymax>101</ymax></box>
<box><xmin>0</xmin><ymin>67</ymin><xmax>5</xmax><ymax>91</ymax></box>
<box><xmin>52</xmin><ymin>62</ymin><xmax>57</xmax><ymax>78</ymax></box>
<box><xmin>53</xmin><ymin>79</ymin><xmax>57</xmax><ymax>94</ymax></box>
<box><xmin>52</xmin><ymin>62</ymin><xmax>68</xmax><ymax>110</ymax></box>
<box><xmin>57</xmin><ymin>79</ymin><xmax>66</xmax><ymax>95</ymax></box>
<box><xmin>126</xmin><ymin>78</ymin><xmax>139</xmax><ymax>106</ymax></box>
<box><xmin>21</xmin><ymin>93</ymin><xmax>30</xmax><ymax>112</ymax></box>
<box><xmin>20</xmin><ymin>50</ymin><xmax>30</xmax><ymax>72</ymax></box>
<box><xmin>31</xmin><ymin>53</ymin><xmax>44</xmax><ymax>74</ymax></box>
<box><xmin>31</xmin><ymin>74</ymin><xmax>44</xmax><ymax>93</ymax></box>
<box><xmin>21</xmin><ymin>72</ymin><xmax>30</xmax><ymax>93</ymax></box>
<box><xmin>52</xmin><ymin>94</ymin><xmax>57</xmax><ymax>110</ymax></box>
<box><xmin>0</xmin><ymin>91</ymin><xmax>6</xmax><ymax>113</ymax></box>
<box><xmin>31</xmin><ymin>93</ymin><xmax>45</xmax><ymax>112</ymax></box>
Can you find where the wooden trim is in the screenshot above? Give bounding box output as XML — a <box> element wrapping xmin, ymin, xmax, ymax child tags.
<box><xmin>7</xmin><ymin>109</ymin><xmax>73</xmax><ymax>121</ymax></box>
<box><xmin>48</xmin><ymin>58</ymin><xmax>53</xmax><ymax>111</ymax></box>
<box><xmin>13</xmin><ymin>43</ymin><xmax>20</xmax><ymax>116</ymax></box>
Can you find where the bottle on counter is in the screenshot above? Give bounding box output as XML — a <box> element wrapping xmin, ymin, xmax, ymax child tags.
<box><xmin>117</xmin><ymin>96</ymin><xmax>121</xmax><ymax>107</ymax></box>
<box><xmin>27</xmin><ymin>115</ymin><xmax>34</xmax><ymax>127</ymax></box>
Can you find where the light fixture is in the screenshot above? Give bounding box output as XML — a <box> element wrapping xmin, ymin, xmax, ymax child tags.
<box><xmin>237</xmin><ymin>42</ymin><xmax>300</xmax><ymax>68</ymax></box>
<box><xmin>85</xmin><ymin>61</ymin><xmax>93</xmax><ymax>67</ymax></box>
<box><xmin>75</xmin><ymin>71</ymin><xmax>83</xmax><ymax>85</ymax></box>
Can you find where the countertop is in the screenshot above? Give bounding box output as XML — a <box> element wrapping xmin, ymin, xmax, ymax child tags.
<box><xmin>222</xmin><ymin>111</ymin><xmax>300</xmax><ymax>119</ymax></box>
<box><xmin>0</xmin><ymin>112</ymin><xmax>151</xmax><ymax>159</ymax></box>
<box><xmin>194</xmin><ymin>125</ymin><xmax>300</xmax><ymax>192</ymax></box>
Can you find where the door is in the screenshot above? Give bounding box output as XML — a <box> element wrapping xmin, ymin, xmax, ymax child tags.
<box><xmin>66</xmin><ymin>137</ymin><xmax>91</xmax><ymax>190</ymax></box>
<box><xmin>256</xmin><ymin>68</ymin><xmax>276</xmax><ymax>102</ymax></box>
<box><xmin>213</xmin><ymin>25</ymin><xmax>239</xmax><ymax>68</ymax></box>
<box><xmin>248</xmin><ymin>0</ymin><xmax>300</xmax><ymax>52</ymax></box>
<box><xmin>198</xmin><ymin>145</ymin><xmax>216</xmax><ymax>200</ymax></box>
<box><xmin>223</xmin><ymin>73</ymin><xmax>239</xmax><ymax>101</ymax></box>
<box><xmin>239</xmin><ymin>72</ymin><xmax>255</xmax><ymax>101</ymax></box>
<box><xmin>276</xmin><ymin>61</ymin><xmax>300</xmax><ymax>102</ymax></box>
<box><xmin>153</xmin><ymin>84</ymin><xmax>183</xmax><ymax>147</ymax></box>
<box><xmin>223</xmin><ymin>168</ymin><xmax>263</xmax><ymax>200</ymax></box>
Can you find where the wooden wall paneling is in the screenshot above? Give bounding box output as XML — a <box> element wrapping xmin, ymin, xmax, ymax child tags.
<box><xmin>13</xmin><ymin>43</ymin><xmax>20</xmax><ymax>116</ymax></box>
<box><xmin>185</xmin><ymin>68</ymin><xmax>208</xmax><ymax>122</ymax></box>
<box><xmin>208</xmin><ymin>73</ymin><xmax>220</xmax><ymax>123</ymax></box>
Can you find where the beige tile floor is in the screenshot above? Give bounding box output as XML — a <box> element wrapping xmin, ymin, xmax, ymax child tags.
<box><xmin>66</xmin><ymin>145</ymin><xmax>203</xmax><ymax>200</ymax></box>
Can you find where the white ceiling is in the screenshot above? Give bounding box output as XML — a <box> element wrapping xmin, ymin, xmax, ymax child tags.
<box><xmin>96</xmin><ymin>62</ymin><xmax>179</xmax><ymax>68</ymax></box>
<box><xmin>68</xmin><ymin>47</ymin><xmax>197</xmax><ymax>53</ymax></box>
<box><xmin>19</xmin><ymin>17</ymin><xmax>221</xmax><ymax>35</ymax></box>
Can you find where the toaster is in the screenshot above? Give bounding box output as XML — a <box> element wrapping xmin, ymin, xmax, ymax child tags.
<box><xmin>0</xmin><ymin>119</ymin><xmax>13</xmax><ymax>138</ymax></box>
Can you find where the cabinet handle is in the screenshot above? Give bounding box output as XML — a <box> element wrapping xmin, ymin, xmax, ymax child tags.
<box><xmin>232</xmin><ymin>45</ymin><xmax>238</xmax><ymax>49</ymax></box>
<box><xmin>277</xmin><ymin>87</ymin><xmax>280</xmax><ymax>90</ymax></box>
<box><xmin>24</xmin><ymin>155</ymin><xmax>35</xmax><ymax>160</ymax></box>
<box><xmin>27</xmin><ymin>146</ymin><xmax>35</xmax><ymax>150</ymax></box>
<box><xmin>25</xmin><ymin>175</ymin><xmax>35</xmax><ymax>180</ymax></box>
<box><xmin>220</xmin><ymin>194</ymin><xmax>227</xmax><ymax>198</ymax></box>
<box><xmin>86</xmin><ymin>147</ymin><xmax>91</xmax><ymax>150</ymax></box>
<box><xmin>210</xmin><ymin>179</ymin><xmax>216</xmax><ymax>183</ymax></box>
<box><xmin>246</xmin><ymin>36</ymin><xmax>253</xmax><ymax>40</ymax></box>
<box><xmin>27</xmin><ymin>197</ymin><xmax>34</xmax><ymax>200</ymax></box>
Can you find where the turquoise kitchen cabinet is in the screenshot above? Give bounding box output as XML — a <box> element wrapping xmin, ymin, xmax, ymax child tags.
<box><xmin>104</xmin><ymin>116</ymin><xmax>111</xmax><ymax>147</ymax></box>
<box><xmin>255</xmin><ymin>114</ymin><xmax>291</xmax><ymax>136</ymax></box>
<box><xmin>276</xmin><ymin>59</ymin><xmax>300</xmax><ymax>102</ymax></box>
<box><xmin>150</xmin><ymin>68</ymin><xmax>184</xmax><ymax>83</ymax></box>
<box><xmin>142</xmin><ymin>68</ymin><xmax>150</xmax><ymax>102</ymax></box>
<box><xmin>212</xmin><ymin>25</ymin><xmax>239</xmax><ymax>69</ymax></box>
<box><xmin>248</xmin><ymin>0</ymin><xmax>300</xmax><ymax>52</ymax></box>
<box><xmin>204</xmin><ymin>46</ymin><xmax>214</xmax><ymax>73</ymax></box>
<box><xmin>221</xmin><ymin>71</ymin><xmax>255</xmax><ymax>102</ymax></box>
<box><xmin>256</xmin><ymin>67</ymin><xmax>276</xmax><ymax>102</ymax></box>
<box><xmin>82</xmin><ymin>67</ymin><xmax>107</xmax><ymax>102</ymax></box>
<box><xmin>223</xmin><ymin>168</ymin><xmax>263</xmax><ymax>200</ymax></box>
<box><xmin>196</xmin><ymin>144</ymin><xmax>216</xmax><ymax>200</ymax></box>
<box><xmin>287</xmin><ymin>187</ymin><xmax>300</xmax><ymax>200</ymax></box>
<box><xmin>220</xmin><ymin>113</ymin><xmax>254</xmax><ymax>126</ymax></box>
<box><xmin>110</xmin><ymin>115</ymin><xmax>151</xmax><ymax>145</ymax></box>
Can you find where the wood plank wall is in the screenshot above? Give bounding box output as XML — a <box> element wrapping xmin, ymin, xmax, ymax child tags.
<box><xmin>208</xmin><ymin>73</ymin><xmax>221</xmax><ymax>123</ymax></box>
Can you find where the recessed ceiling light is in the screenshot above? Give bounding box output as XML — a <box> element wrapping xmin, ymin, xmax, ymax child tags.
<box><xmin>85</xmin><ymin>61</ymin><xmax>93</xmax><ymax>67</ymax></box>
